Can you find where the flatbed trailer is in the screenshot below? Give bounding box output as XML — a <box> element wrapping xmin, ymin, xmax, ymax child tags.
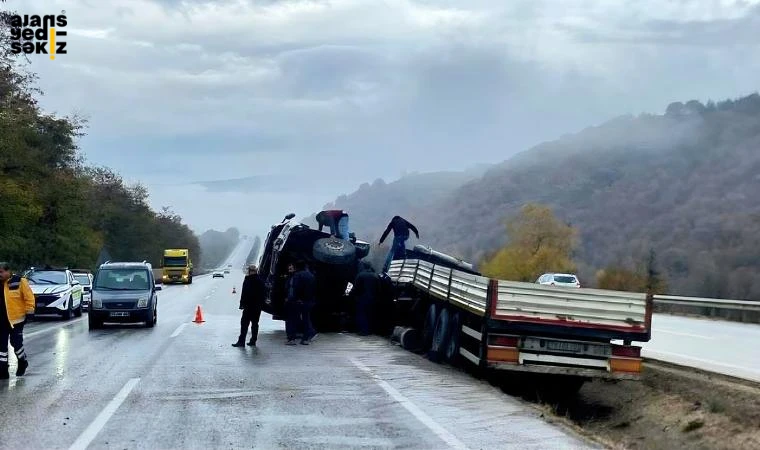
<box><xmin>388</xmin><ymin>257</ymin><xmax>653</xmax><ymax>387</ymax></box>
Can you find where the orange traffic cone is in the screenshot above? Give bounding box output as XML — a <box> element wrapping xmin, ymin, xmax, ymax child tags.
<box><xmin>232</xmin><ymin>286</ymin><xmax>236</xmax><ymax>294</ymax></box>
<box><xmin>193</xmin><ymin>305</ymin><xmax>205</xmax><ymax>323</ymax></box>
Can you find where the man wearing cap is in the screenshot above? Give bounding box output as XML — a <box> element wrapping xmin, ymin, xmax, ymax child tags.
<box><xmin>232</xmin><ymin>265</ymin><xmax>266</xmax><ymax>348</ymax></box>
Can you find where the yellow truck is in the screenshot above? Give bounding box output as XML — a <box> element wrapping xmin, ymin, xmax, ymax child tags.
<box><xmin>161</xmin><ymin>249</ymin><xmax>193</xmax><ymax>284</ymax></box>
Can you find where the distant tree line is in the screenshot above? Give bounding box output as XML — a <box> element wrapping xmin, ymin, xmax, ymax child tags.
<box><xmin>1</xmin><ymin>4</ymin><xmax>200</xmax><ymax>271</ymax></box>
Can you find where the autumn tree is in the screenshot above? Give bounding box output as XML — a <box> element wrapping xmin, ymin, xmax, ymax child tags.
<box><xmin>480</xmin><ymin>203</ymin><xmax>578</xmax><ymax>281</ymax></box>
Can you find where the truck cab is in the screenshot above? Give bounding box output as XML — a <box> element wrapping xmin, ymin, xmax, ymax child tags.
<box><xmin>161</xmin><ymin>249</ymin><xmax>193</xmax><ymax>284</ymax></box>
<box><xmin>258</xmin><ymin>212</ymin><xmax>371</xmax><ymax>329</ymax></box>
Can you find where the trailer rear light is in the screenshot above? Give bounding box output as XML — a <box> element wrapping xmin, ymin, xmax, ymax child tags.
<box><xmin>490</xmin><ymin>335</ymin><xmax>519</xmax><ymax>347</ymax></box>
<box><xmin>610</xmin><ymin>357</ymin><xmax>642</xmax><ymax>373</ymax></box>
<box><xmin>487</xmin><ymin>346</ymin><xmax>519</xmax><ymax>363</ymax></box>
<box><xmin>611</xmin><ymin>344</ymin><xmax>641</xmax><ymax>358</ymax></box>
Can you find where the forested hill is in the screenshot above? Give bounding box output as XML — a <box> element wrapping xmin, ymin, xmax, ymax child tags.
<box><xmin>327</xmin><ymin>93</ymin><xmax>760</xmax><ymax>300</ymax></box>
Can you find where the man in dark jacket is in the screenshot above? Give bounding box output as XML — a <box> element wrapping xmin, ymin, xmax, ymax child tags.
<box><xmin>352</xmin><ymin>262</ymin><xmax>379</xmax><ymax>336</ymax></box>
<box><xmin>379</xmin><ymin>216</ymin><xmax>420</xmax><ymax>273</ymax></box>
<box><xmin>232</xmin><ymin>265</ymin><xmax>266</xmax><ymax>347</ymax></box>
<box><xmin>289</xmin><ymin>260</ymin><xmax>317</xmax><ymax>345</ymax></box>
<box><xmin>284</xmin><ymin>263</ymin><xmax>299</xmax><ymax>345</ymax></box>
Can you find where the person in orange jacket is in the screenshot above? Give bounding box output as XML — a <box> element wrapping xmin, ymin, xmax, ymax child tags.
<box><xmin>0</xmin><ymin>262</ymin><xmax>35</xmax><ymax>379</ymax></box>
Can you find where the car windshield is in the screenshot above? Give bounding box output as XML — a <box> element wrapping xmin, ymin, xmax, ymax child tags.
<box><xmin>27</xmin><ymin>271</ymin><xmax>68</xmax><ymax>285</ymax></box>
<box><xmin>163</xmin><ymin>256</ymin><xmax>187</xmax><ymax>267</ymax></box>
<box><xmin>94</xmin><ymin>269</ymin><xmax>151</xmax><ymax>291</ymax></box>
<box><xmin>554</xmin><ymin>275</ymin><xmax>578</xmax><ymax>283</ymax></box>
<box><xmin>74</xmin><ymin>274</ymin><xmax>91</xmax><ymax>285</ymax></box>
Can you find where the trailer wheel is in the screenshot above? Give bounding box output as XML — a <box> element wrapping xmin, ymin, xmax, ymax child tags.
<box><xmin>429</xmin><ymin>308</ymin><xmax>451</xmax><ymax>363</ymax></box>
<box><xmin>422</xmin><ymin>303</ymin><xmax>438</xmax><ymax>351</ymax></box>
<box><xmin>444</xmin><ymin>312</ymin><xmax>461</xmax><ymax>365</ymax></box>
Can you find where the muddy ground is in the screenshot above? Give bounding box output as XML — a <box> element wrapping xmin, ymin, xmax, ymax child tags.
<box><xmin>479</xmin><ymin>360</ymin><xmax>760</xmax><ymax>450</ymax></box>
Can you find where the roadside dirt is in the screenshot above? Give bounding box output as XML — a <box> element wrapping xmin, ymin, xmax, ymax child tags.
<box><xmin>483</xmin><ymin>361</ymin><xmax>760</xmax><ymax>450</ymax></box>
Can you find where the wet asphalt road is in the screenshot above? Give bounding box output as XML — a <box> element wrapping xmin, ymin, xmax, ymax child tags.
<box><xmin>1</xmin><ymin>242</ymin><xmax>593</xmax><ymax>450</ymax></box>
<box><xmin>643</xmin><ymin>313</ymin><xmax>760</xmax><ymax>382</ymax></box>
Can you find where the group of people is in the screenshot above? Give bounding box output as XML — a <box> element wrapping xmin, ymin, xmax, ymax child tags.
<box><xmin>232</xmin><ymin>214</ymin><xmax>420</xmax><ymax>347</ymax></box>
<box><xmin>232</xmin><ymin>260</ymin><xmax>317</xmax><ymax>348</ymax></box>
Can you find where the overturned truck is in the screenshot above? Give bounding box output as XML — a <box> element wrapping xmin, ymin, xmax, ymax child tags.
<box><xmin>387</xmin><ymin>246</ymin><xmax>653</xmax><ymax>392</ymax></box>
<box><xmin>258</xmin><ymin>212</ymin><xmax>371</xmax><ymax>330</ymax></box>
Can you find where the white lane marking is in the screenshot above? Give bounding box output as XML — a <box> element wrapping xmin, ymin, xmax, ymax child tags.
<box><xmin>26</xmin><ymin>317</ymin><xmax>86</xmax><ymax>338</ymax></box>
<box><xmin>69</xmin><ymin>378</ymin><xmax>141</xmax><ymax>450</ymax></box>
<box><xmin>655</xmin><ymin>329</ymin><xmax>714</xmax><ymax>339</ymax></box>
<box><xmin>350</xmin><ymin>358</ymin><xmax>469</xmax><ymax>450</ymax></box>
<box><xmin>170</xmin><ymin>323</ymin><xmax>187</xmax><ymax>338</ymax></box>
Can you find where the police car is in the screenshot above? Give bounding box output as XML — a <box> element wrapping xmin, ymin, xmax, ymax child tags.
<box><xmin>26</xmin><ymin>267</ymin><xmax>84</xmax><ymax>319</ymax></box>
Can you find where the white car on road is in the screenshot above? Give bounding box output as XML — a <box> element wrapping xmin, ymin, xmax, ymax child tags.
<box><xmin>72</xmin><ymin>270</ymin><xmax>94</xmax><ymax>310</ymax></box>
<box><xmin>536</xmin><ymin>273</ymin><xmax>581</xmax><ymax>288</ymax></box>
<box><xmin>26</xmin><ymin>267</ymin><xmax>84</xmax><ymax>319</ymax></box>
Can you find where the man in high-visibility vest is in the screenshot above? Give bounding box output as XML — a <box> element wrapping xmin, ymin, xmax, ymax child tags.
<box><xmin>0</xmin><ymin>262</ymin><xmax>35</xmax><ymax>379</ymax></box>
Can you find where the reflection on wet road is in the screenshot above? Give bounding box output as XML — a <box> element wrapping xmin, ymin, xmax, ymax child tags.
<box><xmin>1</xmin><ymin>241</ymin><xmax>593</xmax><ymax>450</ymax></box>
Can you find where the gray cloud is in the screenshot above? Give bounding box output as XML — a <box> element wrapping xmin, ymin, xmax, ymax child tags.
<box><xmin>10</xmin><ymin>0</ymin><xmax>760</xmax><ymax>235</ymax></box>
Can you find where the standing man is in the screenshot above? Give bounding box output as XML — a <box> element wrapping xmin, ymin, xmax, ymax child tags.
<box><xmin>0</xmin><ymin>262</ymin><xmax>35</xmax><ymax>379</ymax></box>
<box><xmin>284</xmin><ymin>263</ymin><xmax>300</xmax><ymax>345</ymax></box>
<box><xmin>232</xmin><ymin>265</ymin><xmax>266</xmax><ymax>348</ymax></box>
<box><xmin>379</xmin><ymin>216</ymin><xmax>420</xmax><ymax>273</ymax></box>
<box><xmin>291</xmin><ymin>260</ymin><xmax>317</xmax><ymax>345</ymax></box>
<box><xmin>352</xmin><ymin>262</ymin><xmax>379</xmax><ymax>336</ymax></box>
<box><xmin>316</xmin><ymin>209</ymin><xmax>350</xmax><ymax>240</ymax></box>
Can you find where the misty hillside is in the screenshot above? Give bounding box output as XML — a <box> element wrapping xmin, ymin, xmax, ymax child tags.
<box><xmin>198</xmin><ymin>228</ymin><xmax>240</xmax><ymax>269</ymax></box>
<box><xmin>327</xmin><ymin>93</ymin><xmax>760</xmax><ymax>300</ymax></box>
<box><xmin>312</xmin><ymin>166</ymin><xmax>488</xmax><ymax>241</ymax></box>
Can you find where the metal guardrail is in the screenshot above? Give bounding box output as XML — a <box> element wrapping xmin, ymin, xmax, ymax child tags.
<box><xmin>653</xmin><ymin>295</ymin><xmax>760</xmax><ymax>312</ymax></box>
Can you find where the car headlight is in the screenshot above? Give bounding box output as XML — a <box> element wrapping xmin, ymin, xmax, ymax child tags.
<box><xmin>92</xmin><ymin>297</ymin><xmax>102</xmax><ymax>309</ymax></box>
<box><xmin>137</xmin><ymin>297</ymin><xmax>148</xmax><ymax>308</ymax></box>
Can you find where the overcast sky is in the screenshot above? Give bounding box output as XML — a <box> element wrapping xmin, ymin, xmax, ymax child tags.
<box><xmin>10</xmin><ymin>0</ymin><xmax>760</xmax><ymax>238</ymax></box>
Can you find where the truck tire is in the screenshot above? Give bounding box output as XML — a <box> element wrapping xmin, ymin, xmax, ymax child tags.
<box><xmin>444</xmin><ymin>312</ymin><xmax>461</xmax><ymax>365</ymax></box>
<box><xmin>313</xmin><ymin>237</ymin><xmax>356</xmax><ymax>265</ymax></box>
<box><xmin>429</xmin><ymin>308</ymin><xmax>451</xmax><ymax>363</ymax></box>
<box><xmin>422</xmin><ymin>303</ymin><xmax>438</xmax><ymax>351</ymax></box>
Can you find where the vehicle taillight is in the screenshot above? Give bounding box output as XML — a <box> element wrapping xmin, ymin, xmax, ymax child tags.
<box><xmin>491</xmin><ymin>335</ymin><xmax>519</xmax><ymax>347</ymax></box>
<box><xmin>611</xmin><ymin>344</ymin><xmax>641</xmax><ymax>358</ymax></box>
